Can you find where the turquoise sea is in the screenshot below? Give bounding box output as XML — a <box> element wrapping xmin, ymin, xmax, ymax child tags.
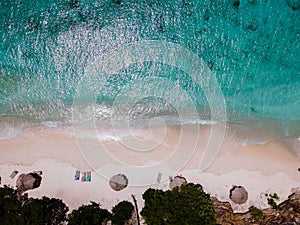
<box><xmin>0</xmin><ymin>0</ymin><xmax>299</xmax><ymax>140</ymax></box>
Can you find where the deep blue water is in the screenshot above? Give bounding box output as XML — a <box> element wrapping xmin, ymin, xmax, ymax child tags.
<box><xmin>0</xmin><ymin>0</ymin><xmax>299</xmax><ymax>135</ymax></box>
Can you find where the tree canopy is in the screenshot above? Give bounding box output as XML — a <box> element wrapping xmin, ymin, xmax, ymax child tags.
<box><xmin>1</xmin><ymin>183</ymin><xmax>216</xmax><ymax>225</ymax></box>
<box><xmin>0</xmin><ymin>186</ymin><xmax>68</xmax><ymax>225</ymax></box>
<box><xmin>22</xmin><ymin>196</ymin><xmax>69</xmax><ymax>225</ymax></box>
<box><xmin>141</xmin><ymin>184</ymin><xmax>216</xmax><ymax>225</ymax></box>
<box><xmin>67</xmin><ymin>201</ymin><xmax>111</xmax><ymax>225</ymax></box>
<box><xmin>0</xmin><ymin>185</ymin><xmax>23</xmax><ymax>225</ymax></box>
<box><xmin>111</xmin><ymin>200</ymin><xmax>134</xmax><ymax>225</ymax></box>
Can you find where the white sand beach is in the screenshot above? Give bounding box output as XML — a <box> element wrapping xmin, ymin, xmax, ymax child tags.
<box><xmin>0</xmin><ymin>124</ymin><xmax>299</xmax><ymax>212</ymax></box>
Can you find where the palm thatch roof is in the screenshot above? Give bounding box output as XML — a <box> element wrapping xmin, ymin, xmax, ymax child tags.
<box><xmin>169</xmin><ymin>176</ymin><xmax>187</xmax><ymax>190</ymax></box>
<box><xmin>109</xmin><ymin>174</ymin><xmax>128</xmax><ymax>191</ymax></box>
<box><xmin>16</xmin><ymin>173</ymin><xmax>42</xmax><ymax>193</ymax></box>
<box><xmin>229</xmin><ymin>186</ymin><xmax>248</xmax><ymax>204</ymax></box>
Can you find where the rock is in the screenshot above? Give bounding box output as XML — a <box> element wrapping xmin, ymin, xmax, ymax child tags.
<box><xmin>109</xmin><ymin>174</ymin><xmax>128</xmax><ymax>191</ymax></box>
<box><xmin>248</xmin><ymin>0</ymin><xmax>257</xmax><ymax>5</ymax></box>
<box><xmin>286</xmin><ymin>0</ymin><xmax>300</xmax><ymax>10</ymax></box>
<box><xmin>16</xmin><ymin>172</ymin><xmax>42</xmax><ymax>193</ymax></box>
<box><xmin>212</xmin><ymin>197</ymin><xmax>251</xmax><ymax>225</ymax></box>
<box><xmin>229</xmin><ymin>186</ymin><xmax>248</xmax><ymax>204</ymax></box>
<box><xmin>169</xmin><ymin>176</ymin><xmax>187</xmax><ymax>190</ymax></box>
<box><xmin>212</xmin><ymin>197</ymin><xmax>235</xmax><ymax>225</ymax></box>
<box><xmin>232</xmin><ymin>0</ymin><xmax>240</xmax><ymax>9</ymax></box>
<box><xmin>213</xmin><ymin>189</ymin><xmax>300</xmax><ymax>224</ymax></box>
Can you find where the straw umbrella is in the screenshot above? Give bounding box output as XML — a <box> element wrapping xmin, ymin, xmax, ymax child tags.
<box><xmin>16</xmin><ymin>173</ymin><xmax>42</xmax><ymax>193</ymax></box>
<box><xmin>109</xmin><ymin>174</ymin><xmax>128</xmax><ymax>191</ymax></box>
<box><xmin>229</xmin><ymin>186</ymin><xmax>248</xmax><ymax>204</ymax></box>
<box><xmin>169</xmin><ymin>176</ymin><xmax>187</xmax><ymax>190</ymax></box>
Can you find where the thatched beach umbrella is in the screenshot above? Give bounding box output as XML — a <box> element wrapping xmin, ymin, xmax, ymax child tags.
<box><xmin>109</xmin><ymin>174</ymin><xmax>128</xmax><ymax>191</ymax></box>
<box><xmin>229</xmin><ymin>186</ymin><xmax>248</xmax><ymax>204</ymax></box>
<box><xmin>169</xmin><ymin>176</ymin><xmax>187</xmax><ymax>190</ymax></box>
<box><xmin>16</xmin><ymin>173</ymin><xmax>42</xmax><ymax>193</ymax></box>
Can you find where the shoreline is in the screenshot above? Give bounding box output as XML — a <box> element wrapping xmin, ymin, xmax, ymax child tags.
<box><xmin>0</xmin><ymin>124</ymin><xmax>299</xmax><ymax>212</ymax></box>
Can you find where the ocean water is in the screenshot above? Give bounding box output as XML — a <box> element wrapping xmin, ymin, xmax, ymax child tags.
<box><xmin>0</xmin><ymin>0</ymin><xmax>300</xmax><ymax>140</ymax></box>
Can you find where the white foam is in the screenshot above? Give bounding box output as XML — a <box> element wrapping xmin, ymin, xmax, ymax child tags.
<box><xmin>97</xmin><ymin>134</ymin><xmax>122</xmax><ymax>142</ymax></box>
<box><xmin>0</xmin><ymin>127</ymin><xmax>20</xmax><ymax>140</ymax></box>
<box><xmin>241</xmin><ymin>139</ymin><xmax>271</xmax><ymax>146</ymax></box>
<box><xmin>42</xmin><ymin>121</ymin><xmax>61</xmax><ymax>128</ymax></box>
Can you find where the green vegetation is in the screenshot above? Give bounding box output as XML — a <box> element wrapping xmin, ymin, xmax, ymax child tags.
<box><xmin>265</xmin><ymin>193</ymin><xmax>282</xmax><ymax>210</ymax></box>
<box><xmin>67</xmin><ymin>202</ymin><xmax>111</xmax><ymax>225</ymax></box>
<box><xmin>111</xmin><ymin>201</ymin><xmax>134</xmax><ymax>225</ymax></box>
<box><xmin>269</xmin><ymin>193</ymin><xmax>280</xmax><ymax>200</ymax></box>
<box><xmin>1</xmin><ymin>184</ymin><xmax>215</xmax><ymax>224</ymax></box>
<box><xmin>248</xmin><ymin>206</ymin><xmax>264</xmax><ymax>223</ymax></box>
<box><xmin>22</xmin><ymin>197</ymin><xmax>68</xmax><ymax>225</ymax></box>
<box><xmin>141</xmin><ymin>184</ymin><xmax>216</xmax><ymax>225</ymax></box>
<box><xmin>0</xmin><ymin>185</ymin><xmax>68</xmax><ymax>225</ymax></box>
<box><xmin>0</xmin><ymin>186</ymin><xmax>23</xmax><ymax>225</ymax></box>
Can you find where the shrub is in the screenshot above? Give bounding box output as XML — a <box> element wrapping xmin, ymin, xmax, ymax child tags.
<box><xmin>248</xmin><ymin>206</ymin><xmax>264</xmax><ymax>223</ymax></box>
<box><xmin>265</xmin><ymin>193</ymin><xmax>282</xmax><ymax>210</ymax></box>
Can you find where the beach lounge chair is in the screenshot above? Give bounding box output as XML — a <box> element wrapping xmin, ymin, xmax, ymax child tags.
<box><xmin>86</xmin><ymin>172</ymin><xmax>91</xmax><ymax>182</ymax></box>
<box><xmin>74</xmin><ymin>170</ymin><xmax>80</xmax><ymax>180</ymax></box>
<box><xmin>156</xmin><ymin>172</ymin><xmax>162</xmax><ymax>183</ymax></box>
<box><xmin>10</xmin><ymin>170</ymin><xmax>18</xmax><ymax>179</ymax></box>
<box><xmin>81</xmin><ymin>172</ymin><xmax>86</xmax><ymax>182</ymax></box>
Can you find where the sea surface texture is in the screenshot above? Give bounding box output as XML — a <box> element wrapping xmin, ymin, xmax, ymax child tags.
<box><xmin>0</xmin><ymin>0</ymin><xmax>299</xmax><ymax>137</ymax></box>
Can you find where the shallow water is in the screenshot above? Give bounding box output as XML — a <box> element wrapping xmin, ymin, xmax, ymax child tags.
<box><xmin>0</xmin><ymin>0</ymin><xmax>299</xmax><ymax>140</ymax></box>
